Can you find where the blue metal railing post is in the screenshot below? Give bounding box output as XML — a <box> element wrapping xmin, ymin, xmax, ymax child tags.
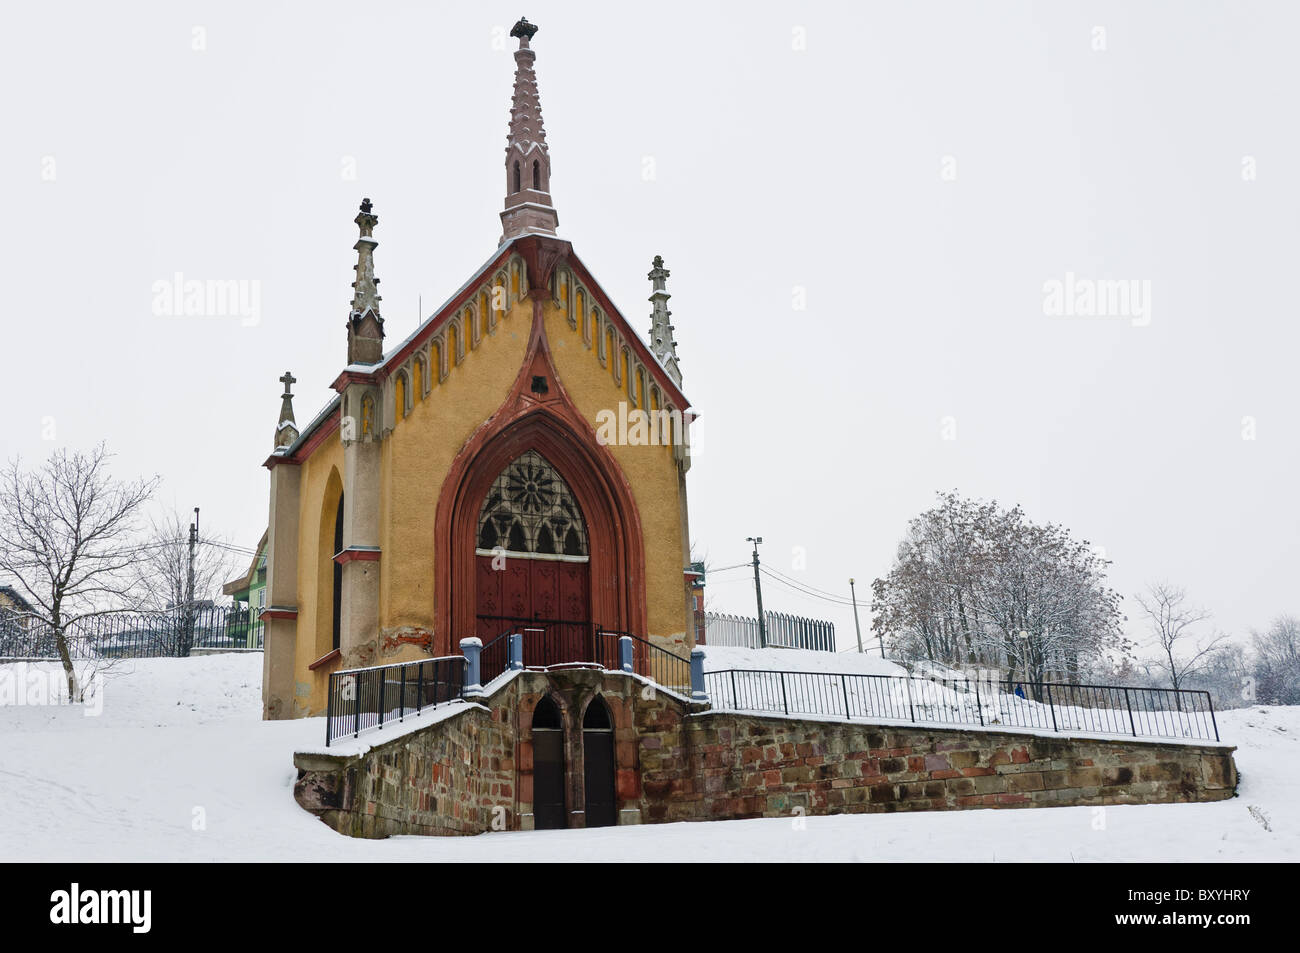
<box><xmin>690</xmin><ymin>648</ymin><xmax>708</xmax><ymax>703</ymax></box>
<box><xmin>461</xmin><ymin>637</ymin><xmax>483</xmax><ymax>696</ymax></box>
<box><xmin>618</xmin><ymin>635</ymin><xmax>634</xmax><ymax>673</ymax></box>
<box><xmin>508</xmin><ymin>633</ymin><xmax>524</xmax><ymax>671</ymax></box>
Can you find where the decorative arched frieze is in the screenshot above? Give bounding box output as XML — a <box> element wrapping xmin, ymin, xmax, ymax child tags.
<box><xmin>467</xmin><ymin>304</ymin><xmax>481</xmax><ymax>350</ymax></box>
<box><xmin>431</xmin><ymin>336</ymin><xmax>447</xmax><ymax>383</ymax></box>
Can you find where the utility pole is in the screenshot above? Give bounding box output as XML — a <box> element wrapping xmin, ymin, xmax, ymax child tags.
<box><xmin>185</xmin><ymin>507</ymin><xmax>199</xmax><ymax>657</ymax></box>
<box><xmin>849</xmin><ymin>577</ymin><xmax>864</xmax><ymax>654</ymax></box>
<box><xmin>747</xmin><ymin>536</ymin><xmax>766</xmax><ymax>648</ymax></box>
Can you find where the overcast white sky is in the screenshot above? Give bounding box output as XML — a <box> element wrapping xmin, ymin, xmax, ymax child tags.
<box><xmin>1</xmin><ymin>2</ymin><xmax>1295</xmax><ymax>658</ymax></box>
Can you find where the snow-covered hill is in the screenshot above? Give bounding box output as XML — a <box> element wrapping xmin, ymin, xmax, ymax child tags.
<box><xmin>0</xmin><ymin>654</ymin><xmax>1294</xmax><ymax>862</ymax></box>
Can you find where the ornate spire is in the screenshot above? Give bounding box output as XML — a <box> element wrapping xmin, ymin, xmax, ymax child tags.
<box><xmin>499</xmin><ymin>17</ymin><xmax>559</xmax><ymax>244</ymax></box>
<box><xmin>647</xmin><ymin>255</ymin><xmax>682</xmax><ymax>385</ymax></box>
<box><xmin>347</xmin><ymin>198</ymin><xmax>385</xmax><ymax>364</ymax></box>
<box><xmin>274</xmin><ymin>370</ymin><xmax>299</xmax><ymax>449</ymax></box>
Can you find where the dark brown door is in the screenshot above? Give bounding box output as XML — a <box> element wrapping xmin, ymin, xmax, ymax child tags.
<box><xmin>532</xmin><ymin>697</ymin><xmax>566</xmax><ymax>830</ymax></box>
<box><xmin>475</xmin><ymin>557</ymin><xmax>589</xmax><ymax>630</ymax></box>
<box><xmin>583</xmin><ymin>698</ymin><xmax>616</xmax><ymax>828</ymax></box>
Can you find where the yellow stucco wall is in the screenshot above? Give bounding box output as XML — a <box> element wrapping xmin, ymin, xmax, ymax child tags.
<box><xmin>540</xmin><ymin>304</ymin><xmax>691</xmax><ymax>645</ymax></box>
<box><xmin>292</xmin><ymin>427</ymin><xmax>344</xmax><ymax>713</ymax></box>
<box><xmin>378</xmin><ymin>297</ymin><xmax>532</xmax><ymax>636</ymax></box>
<box><xmin>287</xmin><ymin>280</ymin><xmax>692</xmax><ymax>715</ymax></box>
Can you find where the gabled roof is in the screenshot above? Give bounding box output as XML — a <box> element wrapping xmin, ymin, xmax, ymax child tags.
<box><xmin>0</xmin><ymin>585</ymin><xmax>33</xmax><ymax>614</ymax></box>
<box><xmin>273</xmin><ymin>235</ymin><xmax>692</xmax><ymax>466</ymax></box>
<box><xmin>221</xmin><ymin>530</ymin><xmax>269</xmax><ymax>596</ymax></box>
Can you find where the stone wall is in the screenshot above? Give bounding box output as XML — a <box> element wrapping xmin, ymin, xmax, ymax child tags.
<box><xmin>292</xmin><ymin>668</ymin><xmax>1237</xmax><ymax>838</ymax></box>
<box><xmin>641</xmin><ymin>712</ymin><xmax>1237</xmax><ymax>822</ymax></box>
<box><xmin>294</xmin><ymin>701</ymin><xmax>515</xmax><ymax>838</ymax></box>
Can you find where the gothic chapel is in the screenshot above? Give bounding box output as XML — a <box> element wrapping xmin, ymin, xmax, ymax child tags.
<box><xmin>261</xmin><ymin>19</ymin><xmax>696</xmax><ymax>719</ymax></box>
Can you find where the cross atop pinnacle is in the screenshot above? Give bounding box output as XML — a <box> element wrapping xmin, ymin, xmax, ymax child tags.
<box><xmin>274</xmin><ymin>370</ymin><xmax>300</xmax><ymax>450</ymax></box>
<box><xmin>499</xmin><ymin>16</ymin><xmax>559</xmax><ymax>244</ymax></box>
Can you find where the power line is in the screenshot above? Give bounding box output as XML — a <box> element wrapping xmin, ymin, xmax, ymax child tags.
<box><xmin>758</xmin><ymin>568</ymin><xmax>858</xmax><ymax>607</ymax></box>
<box><xmin>763</xmin><ymin>564</ymin><xmax>860</xmax><ymax>602</ymax></box>
<box><xmin>704</xmin><ymin>562</ymin><xmax>750</xmax><ymax>574</ymax></box>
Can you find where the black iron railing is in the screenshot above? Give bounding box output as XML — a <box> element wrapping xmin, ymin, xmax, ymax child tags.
<box><xmin>325</xmin><ymin>655</ymin><xmax>467</xmax><ymax>747</ymax></box>
<box><xmin>476</xmin><ymin>617</ymin><xmax>608</xmax><ymax>684</ymax></box>
<box><xmin>0</xmin><ymin>604</ymin><xmax>265</xmax><ymax>660</ymax></box>
<box><xmin>473</xmin><ymin>615</ymin><xmax>692</xmax><ymax>693</ymax></box>
<box><xmin>703</xmin><ymin>669</ymin><xmax>1220</xmax><ymax>744</ymax></box>
<box><xmin>601</xmin><ymin>630</ymin><xmax>692</xmax><ymax>694</ymax></box>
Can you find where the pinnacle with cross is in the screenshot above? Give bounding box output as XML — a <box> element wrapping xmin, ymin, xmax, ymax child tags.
<box><xmin>275</xmin><ymin>370</ymin><xmax>299</xmax><ymax>450</ymax></box>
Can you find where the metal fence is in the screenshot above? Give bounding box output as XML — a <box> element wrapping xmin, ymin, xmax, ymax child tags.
<box><xmin>704</xmin><ymin>611</ymin><xmax>836</xmax><ymax>652</ymax></box>
<box><xmin>325</xmin><ymin>655</ymin><xmax>467</xmax><ymax>747</ymax></box>
<box><xmin>0</xmin><ymin>603</ymin><xmax>264</xmax><ymax>660</ymax></box>
<box><xmin>703</xmin><ymin>669</ymin><xmax>1220</xmax><ymax>743</ymax></box>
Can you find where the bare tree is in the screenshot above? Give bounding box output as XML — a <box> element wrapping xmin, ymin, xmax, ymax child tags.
<box><xmin>0</xmin><ymin>444</ymin><xmax>158</xmax><ymax>699</ymax></box>
<box><xmin>1251</xmin><ymin>615</ymin><xmax>1300</xmax><ymax>705</ymax></box>
<box><xmin>871</xmin><ymin>491</ymin><xmax>1129</xmax><ymax>685</ymax></box>
<box><xmin>130</xmin><ymin>509</ymin><xmax>237</xmax><ymax>652</ymax></box>
<box><xmin>1133</xmin><ymin>582</ymin><xmax>1226</xmax><ymax>692</ymax></box>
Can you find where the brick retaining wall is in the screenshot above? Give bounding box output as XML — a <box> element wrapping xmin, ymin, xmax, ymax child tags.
<box><xmin>292</xmin><ymin>669</ymin><xmax>1236</xmax><ymax>837</ymax></box>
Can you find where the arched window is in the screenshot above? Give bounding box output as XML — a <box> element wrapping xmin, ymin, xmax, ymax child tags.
<box><xmin>331</xmin><ymin>494</ymin><xmax>344</xmax><ymax>651</ymax></box>
<box><xmin>532</xmin><ymin>159</ymin><xmax>541</xmax><ymax>190</ymax></box>
<box><xmin>513</xmin><ymin>161</ymin><xmax>521</xmax><ymax>193</ymax></box>
<box><xmin>475</xmin><ymin>450</ymin><xmax>587</xmax><ymax>558</ymax></box>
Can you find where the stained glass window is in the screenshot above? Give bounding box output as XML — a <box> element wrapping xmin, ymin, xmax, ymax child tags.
<box><xmin>476</xmin><ymin>450</ymin><xmax>588</xmax><ymax>559</ymax></box>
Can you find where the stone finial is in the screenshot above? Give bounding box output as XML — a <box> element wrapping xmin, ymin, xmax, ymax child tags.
<box><xmin>275</xmin><ymin>370</ymin><xmax>300</xmax><ymax>449</ymax></box>
<box><xmin>348</xmin><ymin>199</ymin><xmax>385</xmax><ymax>364</ymax></box>
<box><xmin>499</xmin><ymin>18</ymin><xmax>559</xmax><ymax>244</ymax></box>
<box><xmin>510</xmin><ymin>17</ymin><xmax>538</xmax><ymax>42</ymax></box>
<box><xmin>647</xmin><ymin>255</ymin><xmax>682</xmax><ymax>386</ymax></box>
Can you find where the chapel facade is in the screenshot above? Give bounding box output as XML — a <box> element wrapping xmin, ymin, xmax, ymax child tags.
<box><xmin>260</xmin><ymin>18</ymin><xmax>696</xmax><ymax>719</ymax></box>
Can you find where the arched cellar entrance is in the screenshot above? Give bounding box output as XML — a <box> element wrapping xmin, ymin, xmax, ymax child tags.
<box><xmin>531</xmin><ymin>696</ymin><xmax>566</xmax><ymax>830</ymax></box>
<box><xmin>582</xmin><ymin>696</ymin><xmax>616</xmax><ymax>828</ymax></box>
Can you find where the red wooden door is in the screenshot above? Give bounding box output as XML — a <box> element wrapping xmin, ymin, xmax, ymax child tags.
<box><xmin>476</xmin><ymin>556</ymin><xmax>590</xmax><ymax>637</ymax></box>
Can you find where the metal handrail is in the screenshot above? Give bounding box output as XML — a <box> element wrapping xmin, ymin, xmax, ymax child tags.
<box><xmin>325</xmin><ymin>655</ymin><xmax>467</xmax><ymax>747</ymax></box>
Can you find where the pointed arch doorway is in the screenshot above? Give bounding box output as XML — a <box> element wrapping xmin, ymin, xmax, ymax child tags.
<box><xmin>582</xmin><ymin>696</ymin><xmax>616</xmax><ymax>828</ymax></box>
<box><xmin>473</xmin><ymin>450</ymin><xmax>592</xmax><ymax>659</ymax></box>
<box><xmin>531</xmin><ymin>696</ymin><xmax>566</xmax><ymax>830</ymax></box>
<box><xmin>435</xmin><ymin>409</ymin><xmax>648</xmax><ymax>660</ymax></box>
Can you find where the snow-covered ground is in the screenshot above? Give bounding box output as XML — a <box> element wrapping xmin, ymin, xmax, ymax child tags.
<box><xmin>0</xmin><ymin>654</ymin><xmax>1294</xmax><ymax>862</ymax></box>
<box><xmin>699</xmin><ymin>644</ymin><xmax>908</xmax><ymax>677</ymax></box>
